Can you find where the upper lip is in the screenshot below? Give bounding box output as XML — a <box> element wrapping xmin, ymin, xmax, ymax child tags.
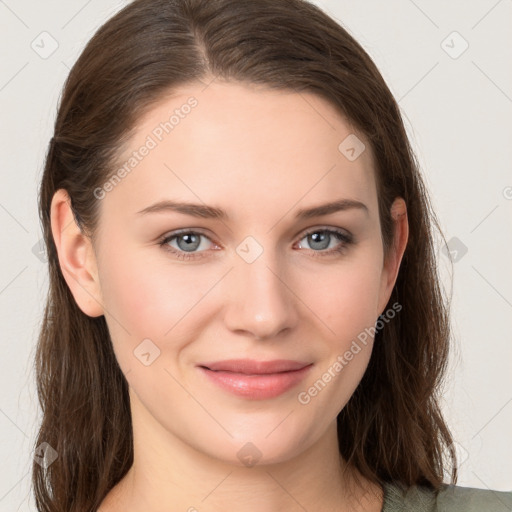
<box><xmin>198</xmin><ymin>359</ymin><xmax>312</xmax><ymax>374</ymax></box>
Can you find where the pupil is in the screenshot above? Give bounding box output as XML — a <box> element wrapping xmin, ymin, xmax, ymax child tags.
<box><xmin>178</xmin><ymin>233</ymin><xmax>200</xmax><ymax>252</ymax></box>
<box><xmin>309</xmin><ymin>231</ymin><xmax>329</xmax><ymax>250</ymax></box>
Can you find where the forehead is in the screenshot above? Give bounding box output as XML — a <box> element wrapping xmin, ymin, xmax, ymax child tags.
<box><xmin>101</xmin><ymin>80</ymin><xmax>377</xmax><ymax>223</ymax></box>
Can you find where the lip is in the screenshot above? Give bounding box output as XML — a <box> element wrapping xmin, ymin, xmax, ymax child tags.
<box><xmin>197</xmin><ymin>359</ymin><xmax>313</xmax><ymax>400</ymax></box>
<box><xmin>200</xmin><ymin>359</ymin><xmax>311</xmax><ymax>374</ymax></box>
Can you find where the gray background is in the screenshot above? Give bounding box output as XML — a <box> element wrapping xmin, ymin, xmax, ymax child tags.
<box><xmin>1</xmin><ymin>0</ymin><xmax>511</xmax><ymax>509</ymax></box>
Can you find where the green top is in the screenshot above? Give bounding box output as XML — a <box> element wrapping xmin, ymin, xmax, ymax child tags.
<box><xmin>382</xmin><ymin>481</ymin><xmax>512</xmax><ymax>511</ymax></box>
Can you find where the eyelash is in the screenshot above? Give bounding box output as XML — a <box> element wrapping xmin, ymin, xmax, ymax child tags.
<box><xmin>157</xmin><ymin>227</ymin><xmax>354</xmax><ymax>261</ymax></box>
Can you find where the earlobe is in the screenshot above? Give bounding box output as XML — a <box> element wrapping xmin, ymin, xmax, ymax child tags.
<box><xmin>50</xmin><ymin>189</ymin><xmax>104</xmax><ymax>317</ymax></box>
<box><xmin>377</xmin><ymin>197</ymin><xmax>409</xmax><ymax>315</ymax></box>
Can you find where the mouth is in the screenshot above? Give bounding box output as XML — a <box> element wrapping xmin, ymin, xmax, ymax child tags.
<box><xmin>199</xmin><ymin>359</ymin><xmax>311</xmax><ymax>374</ymax></box>
<box><xmin>197</xmin><ymin>359</ymin><xmax>313</xmax><ymax>400</ymax></box>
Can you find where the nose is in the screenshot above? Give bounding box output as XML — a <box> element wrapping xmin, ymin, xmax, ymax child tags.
<box><xmin>223</xmin><ymin>249</ymin><xmax>299</xmax><ymax>341</ymax></box>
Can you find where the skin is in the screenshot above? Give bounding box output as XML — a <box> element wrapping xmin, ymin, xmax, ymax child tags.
<box><xmin>51</xmin><ymin>80</ymin><xmax>408</xmax><ymax>512</ymax></box>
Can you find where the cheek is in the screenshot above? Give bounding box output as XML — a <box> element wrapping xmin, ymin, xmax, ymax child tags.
<box><xmin>98</xmin><ymin>250</ymin><xmax>221</xmax><ymax>366</ymax></box>
<box><xmin>99</xmin><ymin>254</ymin><xmax>166</xmax><ymax>331</ymax></box>
<box><xmin>99</xmin><ymin>248</ymin><xmax>186</xmax><ymax>329</ymax></box>
<box><xmin>294</xmin><ymin>263</ymin><xmax>381</xmax><ymax>420</ymax></box>
<box><xmin>300</xmin><ymin>255</ymin><xmax>383</xmax><ymax>342</ymax></box>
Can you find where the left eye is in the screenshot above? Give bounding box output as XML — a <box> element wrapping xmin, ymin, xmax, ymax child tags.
<box><xmin>296</xmin><ymin>229</ymin><xmax>352</xmax><ymax>252</ymax></box>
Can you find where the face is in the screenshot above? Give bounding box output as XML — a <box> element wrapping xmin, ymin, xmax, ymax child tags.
<box><xmin>54</xmin><ymin>80</ymin><xmax>407</xmax><ymax>467</ymax></box>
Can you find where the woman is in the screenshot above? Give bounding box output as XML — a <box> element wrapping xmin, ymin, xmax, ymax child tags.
<box><xmin>33</xmin><ymin>0</ymin><xmax>512</xmax><ymax>510</ymax></box>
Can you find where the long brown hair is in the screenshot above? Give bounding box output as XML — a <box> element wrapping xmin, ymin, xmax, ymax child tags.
<box><xmin>33</xmin><ymin>0</ymin><xmax>457</xmax><ymax>509</ymax></box>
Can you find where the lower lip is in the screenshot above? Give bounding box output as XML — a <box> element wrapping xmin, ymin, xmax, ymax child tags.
<box><xmin>199</xmin><ymin>365</ymin><xmax>313</xmax><ymax>400</ymax></box>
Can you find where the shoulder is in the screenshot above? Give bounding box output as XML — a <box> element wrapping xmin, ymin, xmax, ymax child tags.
<box><xmin>382</xmin><ymin>481</ymin><xmax>512</xmax><ymax>512</ymax></box>
<box><xmin>435</xmin><ymin>484</ymin><xmax>512</xmax><ymax>511</ymax></box>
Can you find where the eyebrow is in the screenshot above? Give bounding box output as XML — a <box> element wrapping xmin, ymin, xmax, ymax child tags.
<box><xmin>136</xmin><ymin>198</ymin><xmax>369</xmax><ymax>220</ymax></box>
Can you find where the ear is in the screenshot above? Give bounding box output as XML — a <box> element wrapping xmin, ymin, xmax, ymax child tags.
<box><xmin>50</xmin><ymin>189</ymin><xmax>104</xmax><ymax>317</ymax></box>
<box><xmin>377</xmin><ymin>197</ymin><xmax>409</xmax><ymax>315</ymax></box>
